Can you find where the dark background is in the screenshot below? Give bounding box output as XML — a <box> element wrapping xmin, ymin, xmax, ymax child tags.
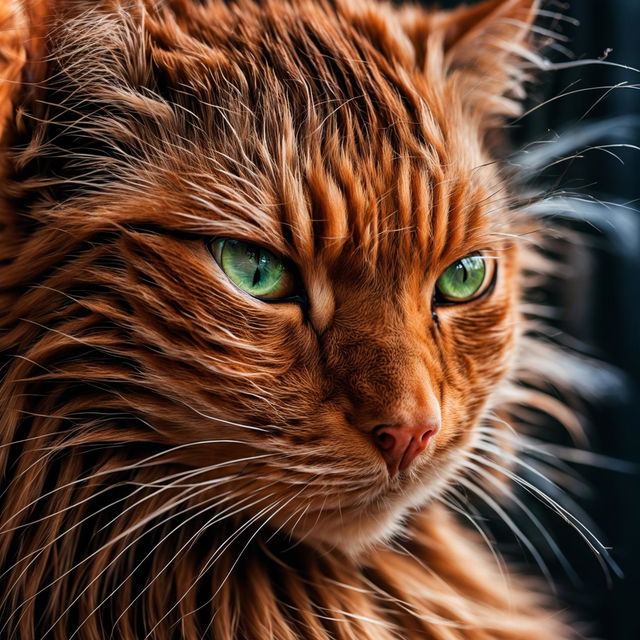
<box><xmin>426</xmin><ymin>1</ymin><xmax>640</xmax><ymax>639</ymax></box>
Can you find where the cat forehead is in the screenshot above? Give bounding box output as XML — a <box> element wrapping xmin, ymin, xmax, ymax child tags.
<box><xmin>139</xmin><ymin>2</ymin><xmax>506</xmax><ymax>251</ymax></box>
<box><xmin>41</xmin><ymin>0</ymin><xmax>517</xmax><ymax>266</ymax></box>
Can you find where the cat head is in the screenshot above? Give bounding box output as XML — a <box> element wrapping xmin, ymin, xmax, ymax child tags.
<box><xmin>1</xmin><ymin>0</ymin><xmax>540</xmax><ymax>552</ymax></box>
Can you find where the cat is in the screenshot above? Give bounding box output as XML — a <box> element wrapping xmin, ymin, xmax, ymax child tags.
<box><xmin>0</xmin><ymin>0</ymin><xmax>606</xmax><ymax>638</ymax></box>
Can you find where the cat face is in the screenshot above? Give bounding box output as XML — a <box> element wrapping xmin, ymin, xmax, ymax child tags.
<box><xmin>134</xmin><ymin>177</ymin><xmax>521</xmax><ymax>551</ymax></box>
<box><xmin>0</xmin><ymin>0</ymin><xmax>536</xmax><ymax>552</ymax></box>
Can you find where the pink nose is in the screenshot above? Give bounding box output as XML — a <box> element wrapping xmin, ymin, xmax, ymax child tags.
<box><xmin>372</xmin><ymin>420</ymin><xmax>439</xmax><ymax>474</ymax></box>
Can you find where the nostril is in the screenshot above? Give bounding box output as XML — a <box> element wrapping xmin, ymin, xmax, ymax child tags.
<box><xmin>372</xmin><ymin>427</ymin><xmax>396</xmax><ymax>451</ymax></box>
<box><xmin>420</xmin><ymin>429</ymin><xmax>434</xmax><ymax>443</ymax></box>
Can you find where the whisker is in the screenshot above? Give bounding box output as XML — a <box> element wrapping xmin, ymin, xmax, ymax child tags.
<box><xmin>455</xmin><ymin>474</ymin><xmax>556</xmax><ymax>589</ymax></box>
<box><xmin>0</xmin><ymin>444</ymin><xmax>268</xmax><ymax>532</ymax></box>
<box><xmin>461</xmin><ymin>457</ymin><xmax>579</xmax><ymax>585</ymax></box>
<box><xmin>465</xmin><ymin>451</ymin><xmax>622</xmax><ymax>581</ymax></box>
<box><xmin>437</xmin><ymin>486</ymin><xmax>508</xmax><ymax>587</ymax></box>
<box><xmin>49</xmin><ymin>483</ymin><xmax>279</xmax><ymax>640</ymax></box>
<box><xmin>145</xmin><ymin>489</ymin><xmax>300</xmax><ymax>640</ymax></box>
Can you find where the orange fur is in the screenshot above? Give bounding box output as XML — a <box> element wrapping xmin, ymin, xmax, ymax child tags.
<box><xmin>0</xmin><ymin>1</ymin><xmax>584</xmax><ymax>638</ymax></box>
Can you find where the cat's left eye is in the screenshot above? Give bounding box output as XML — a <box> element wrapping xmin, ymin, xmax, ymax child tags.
<box><xmin>209</xmin><ymin>238</ymin><xmax>298</xmax><ymax>301</ymax></box>
<box><xmin>434</xmin><ymin>253</ymin><xmax>495</xmax><ymax>304</ymax></box>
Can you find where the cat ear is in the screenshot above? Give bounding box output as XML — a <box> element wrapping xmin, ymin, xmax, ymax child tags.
<box><xmin>0</xmin><ymin>1</ymin><xmax>31</xmax><ymax>140</ymax></box>
<box><xmin>0</xmin><ymin>1</ymin><xmax>154</xmax><ymax>204</ymax></box>
<box><xmin>447</xmin><ymin>0</ymin><xmax>539</xmax><ymax>118</ymax></box>
<box><xmin>0</xmin><ymin>0</ymin><xmax>108</xmax><ymax>140</ymax></box>
<box><xmin>0</xmin><ymin>0</ymin><xmax>65</xmax><ymax>146</ymax></box>
<box><xmin>438</xmin><ymin>0</ymin><xmax>538</xmax><ymax>50</ymax></box>
<box><xmin>403</xmin><ymin>0</ymin><xmax>540</xmax><ymax>122</ymax></box>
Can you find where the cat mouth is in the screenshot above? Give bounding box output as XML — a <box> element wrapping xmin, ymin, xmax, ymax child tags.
<box><xmin>282</xmin><ymin>469</ymin><xmax>450</xmax><ymax>553</ymax></box>
<box><xmin>249</xmin><ymin>428</ymin><xmax>462</xmax><ymax>551</ymax></box>
<box><xmin>307</xmin><ymin>444</ymin><xmax>452</xmax><ymax>513</ymax></box>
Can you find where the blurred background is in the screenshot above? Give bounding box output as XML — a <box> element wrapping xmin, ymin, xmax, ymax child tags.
<box><xmin>426</xmin><ymin>1</ymin><xmax>640</xmax><ymax>638</ymax></box>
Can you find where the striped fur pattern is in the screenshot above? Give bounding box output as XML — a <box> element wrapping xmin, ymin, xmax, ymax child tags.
<box><xmin>0</xmin><ymin>0</ymin><xmax>588</xmax><ymax>638</ymax></box>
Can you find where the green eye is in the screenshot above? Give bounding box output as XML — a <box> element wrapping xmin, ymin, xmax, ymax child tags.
<box><xmin>210</xmin><ymin>238</ymin><xmax>296</xmax><ymax>300</ymax></box>
<box><xmin>435</xmin><ymin>254</ymin><xmax>492</xmax><ymax>303</ymax></box>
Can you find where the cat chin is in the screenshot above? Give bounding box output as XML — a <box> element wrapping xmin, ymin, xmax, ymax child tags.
<box><xmin>284</xmin><ymin>458</ymin><xmax>460</xmax><ymax>557</ymax></box>
<box><xmin>309</xmin><ymin>503</ymin><xmax>414</xmax><ymax>556</ymax></box>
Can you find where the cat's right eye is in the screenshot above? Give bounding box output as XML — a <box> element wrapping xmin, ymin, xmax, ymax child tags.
<box><xmin>209</xmin><ymin>238</ymin><xmax>299</xmax><ymax>302</ymax></box>
<box><xmin>434</xmin><ymin>253</ymin><xmax>495</xmax><ymax>304</ymax></box>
